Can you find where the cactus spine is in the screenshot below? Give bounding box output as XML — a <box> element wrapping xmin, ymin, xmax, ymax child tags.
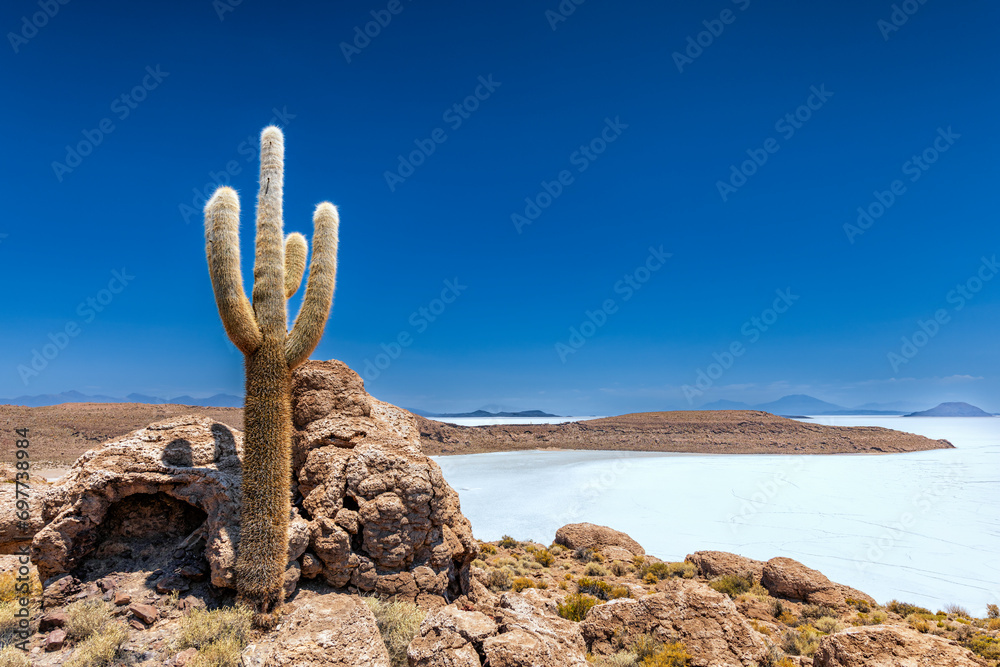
<box><xmin>204</xmin><ymin>127</ymin><xmax>339</xmax><ymax>622</ymax></box>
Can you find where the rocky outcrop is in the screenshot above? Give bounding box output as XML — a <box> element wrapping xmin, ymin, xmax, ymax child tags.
<box><xmin>5</xmin><ymin>359</ymin><xmax>476</xmax><ymax>606</ymax></box>
<box><xmin>813</xmin><ymin>625</ymin><xmax>986</xmax><ymax>666</ymax></box>
<box><xmin>761</xmin><ymin>557</ymin><xmax>875</xmax><ymax>610</ymax></box>
<box><xmin>410</xmin><ymin>591</ymin><xmax>589</xmax><ymax>667</ymax></box>
<box><xmin>686</xmin><ymin>551</ymin><xmax>765</xmax><ymax>583</ymax></box>
<box><xmin>241</xmin><ymin>590</ymin><xmax>391</xmax><ymax>666</ymax></box>
<box><xmin>554</xmin><ymin>523</ymin><xmax>645</xmax><ymax>561</ymax></box>
<box><xmin>581</xmin><ymin>578</ymin><xmax>768</xmax><ymax>667</ymax></box>
<box><xmin>21</xmin><ymin>416</ymin><xmax>243</xmax><ymax>586</ymax></box>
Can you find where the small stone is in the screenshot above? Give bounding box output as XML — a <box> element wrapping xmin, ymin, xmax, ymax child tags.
<box><xmin>97</xmin><ymin>577</ymin><xmax>116</xmax><ymax>592</ymax></box>
<box><xmin>114</xmin><ymin>590</ymin><xmax>131</xmax><ymax>606</ymax></box>
<box><xmin>39</xmin><ymin>611</ymin><xmax>68</xmax><ymax>631</ymax></box>
<box><xmin>176</xmin><ymin>563</ymin><xmax>207</xmax><ymax>581</ymax></box>
<box><xmin>130</xmin><ymin>619</ymin><xmax>147</xmax><ymax>631</ymax></box>
<box><xmin>129</xmin><ymin>602</ymin><xmax>159</xmax><ymax>624</ymax></box>
<box><xmin>175</xmin><ymin>647</ymin><xmax>198</xmax><ymax>666</ymax></box>
<box><xmin>44</xmin><ymin>628</ymin><xmax>66</xmax><ymax>651</ymax></box>
<box><xmin>102</xmin><ymin>591</ymin><xmax>114</xmax><ymax>602</ymax></box>
<box><xmin>178</xmin><ymin>595</ymin><xmax>206</xmax><ymax>612</ymax></box>
<box><xmin>173</xmin><ymin>549</ymin><xmax>186</xmax><ymax>559</ymax></box>
<box><xmin>156</xmin><ymin>575</ymin><xmax>190</xmax><ymax>594</ymax></box>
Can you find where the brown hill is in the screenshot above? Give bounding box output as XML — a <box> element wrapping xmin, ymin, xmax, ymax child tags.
<box><xmin>415</xmin><ymin>410</ymin><xmax>954</xmax><ymax>455</ymax></box>
<box><xmin>0</xmin><ymin>404</ymin><xmax>952</xmax><ymax>468</ymax></box>
<box><xmin>0</xmin><ymin>402</ymin><xmax>241</xmax><ymax>467</ymax></box>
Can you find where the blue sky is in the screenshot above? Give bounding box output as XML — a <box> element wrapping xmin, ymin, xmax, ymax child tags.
<box><xmin>2</xmin><ymin>0</ymin><xmax>997</xmax><ymax>414</ymax></box>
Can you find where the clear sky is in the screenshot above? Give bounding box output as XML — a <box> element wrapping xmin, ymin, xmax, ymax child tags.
<box><xmin>2</xmin><ymin>0</ymin><xmax>997</xmax><ymax>414</ymax></box>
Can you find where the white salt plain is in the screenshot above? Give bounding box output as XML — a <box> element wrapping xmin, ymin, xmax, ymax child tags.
<box><xmin>433</xmin><ymin>415</ymin><xmax>1000</xmax><ymax>615</ymax></box>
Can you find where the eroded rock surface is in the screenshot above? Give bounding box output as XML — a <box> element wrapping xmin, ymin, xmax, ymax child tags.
<box><xmin>554</xmin><ymin>522</ymin><xmax>645</xmax><ymax>561</ymax></box>
<box><xmin>686</xmin><ymin>551</ymin><xmax>765</xmax><ymax>583</ymax></box>
<box><xmin>761</xmin><ymin>557</ymin><xmax>875</xmax><ymax>610</ymax></box>
<box><xmin>813</xmin><ymin>625</ymin><xmax>986</xmax><ymax>666</ymax></box>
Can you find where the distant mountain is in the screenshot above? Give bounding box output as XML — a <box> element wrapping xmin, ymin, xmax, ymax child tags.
<box><xmin>417</xmin><ymin>409</ymin><xmax>560</xmax><ymax>419</ymax></box>
<box><xmin>904</xmin><ymin>402</ymin><xmax>994</xmax><ymax>417</ymax></box>
<box><xmin>0</xmin><ymin>391</ymin><xmax>244</xmax><ymax>408</ymax></box>
<box><xmin>697</xmin><ymin>394</ymin><xmax>907</xmax><ymax>416</ymax></box>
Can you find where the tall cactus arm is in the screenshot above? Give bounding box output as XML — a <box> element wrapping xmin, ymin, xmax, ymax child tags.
<box><xmin>285</xmin><ymin>202</ymin><xmax>339</xmax><ymax>369</ymax></box>
<box><xmin>205</xmin><ymin>187</ymin><xmax>263</xmax><ymax>356</ymax></box>
<box><xmin>252</xmin><ymin>126</ymin><xmax>288</xmax><ymax>338</ymax></box>
<box><xmin>283</xmin><ymin>232</ymin><xmax>307</xmax><ymax>298</ymax></box>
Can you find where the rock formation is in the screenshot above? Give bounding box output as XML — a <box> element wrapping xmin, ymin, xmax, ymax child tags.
<box><xmin>813</xmin><ymin>625</ymin><xmax>986</xmax><ymax>666</ymax></box>
<box><xmin>554</xmin><ymin>522</ymin><xmax>645</xmax><ymax>561</ymax></box>
<box><xmin>1</xmin><ymin>359</ymin><xmax>477</xmax><ymax>606</ymax></box>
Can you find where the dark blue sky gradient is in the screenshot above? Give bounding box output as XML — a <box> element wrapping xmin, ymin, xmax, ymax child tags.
<box><xmin>2</xmin><ymin>0</ymin><xmax>997</xmax><ymax>413</ymax></box>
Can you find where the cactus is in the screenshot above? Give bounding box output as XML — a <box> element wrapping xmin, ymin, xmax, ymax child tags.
<box><xmin>203</xmin><ymin>126</ymin><xmax>339</xmax><ymax>622</ymax></box>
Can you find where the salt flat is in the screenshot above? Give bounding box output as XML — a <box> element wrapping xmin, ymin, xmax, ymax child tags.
<box><xmin>434</xmin><ymin>415</ymin><xmax>1000</xmax><ymax>615</ymax></box>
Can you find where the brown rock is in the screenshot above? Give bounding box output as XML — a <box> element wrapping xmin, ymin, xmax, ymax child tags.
<box><xmin>408</xmin><ymin>605</ymin><xmax>497</xmax><ymax>667</ymax></box>
<box><xmin>44</xmin><ymin>628</ymin><xmax>66</xmax><ymax>651</ymax></box>
<box><xmin>283</xmin><ymin>561</ymin><xmax>301</xmax><ymax>600</ymax></box>
<box><xmin>554</xmin><ymin>523</ymin><xmax>645</xmax><ymax>560</ymax></box>
<box><xmin>581</xmin><ymin>578</ymin><xmax>768</xmax><ymax>667</ymax></box>
<box><xmin>42</xmin><ymin>574</ymin><xmax>78</xmax><ymax>608</ymax></box>
<box><xmin>178</xmin><ymin>595</ymin><xmax>206</xmax><ymax>612</ymax></box>
<box><xmin>130</xmin><ymin>619</ymin><xmax>147</xmax><ymax>631</ymax></box>
<box><xmin>39</xmin><ymin>610</ymin><xmax>67</xmax><ymax>631</ymax></box>
<box><xmin>239</xmin><ymin>591</ymin><xmax>390</xmax><ymax>666</ymax></box>
<box><xmin>176</xmin><ymin>562</ymin><xmax>207</xmax><ymax>580</ymax></box>
<box><xmin>761</xmin><ymin>557</ymin><xmax>875</xmax><ymax>609</ymax></box>
<box><xmin>156</xmin><ymin>574</ymin><xmax>191</xmax><ymax>593</ymax></box>
<box><xmin>174</xmin><ymin>647</ymin><xmax>199</xmax><ymax>666</ymax></box>
<box><xmin>300</xmin><ymin>552</ymin><xmax>323</xmax><ymax>579</ymax></box>
<box><xmin>485</xmin><ymin>591</ymin><xmax>589</xmax><ymax>666</ymax></box>
<box><xmin>113</xmin><ymin>590</ymin><xmax>131</xmax><ymax>606</ymax></box>
<box><xmin>129</xmin><ymin>602</ymin><xmax>159</xmax><ymax>624</ymax></box>
<box><xmin>686</xmin><ymin>551</ymin><xmax>765</xmax><ymax>583</ymax></box>
<box><xmin>814</xmin><ymin>625</ymin><xmax>985</xmax><ymax>666</ymax></box>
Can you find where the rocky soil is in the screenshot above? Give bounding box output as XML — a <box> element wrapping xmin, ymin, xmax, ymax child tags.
<box><xmin>416</xmin><ymin>410</ymin><xmax>954</xmax><ymax>456</ymax></box>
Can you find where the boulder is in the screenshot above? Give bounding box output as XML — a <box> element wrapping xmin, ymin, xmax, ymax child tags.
<box><xmin>241</xmin><ymin>590</ymin><xmax>390</xmax><ymax>666</ymax></box>
<box><xmin>814</xmin><ymin>625</ymin><xmax>986</xmax><ymax>666</ymax></box>
<box><xmin>21</xmin><ymin>416</ymin><xmax>243</xmax><ymax>587</ymax></box>
<box><xmin>761</xmin><ymin>557</ymin><xmax>875</xmax><ymax>609</ymax></box>
<box><xmin>686</xmin><ymin>551</ymin><xmax>765</xmax><ymax>583</ymax></box>
<box><xmin>411</xmin><ymin>591</ymin><xmax>589</xmax><ymax>667</ymax></box>
<box><xmin>581</xmin><ymin>578</ymin><xmax>768</xmax><ymax>667</ymax></box>
<box><xmin>292</xmin><ymin>360</ymin><xmax>477</xmax><ymax>602</ymax></box>
<box><xmin>554</xmin><ymin>523</ymin><xmax>645</xmax><ymax>561</ymax></box>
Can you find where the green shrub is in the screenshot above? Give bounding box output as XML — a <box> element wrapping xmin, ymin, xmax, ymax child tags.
<box><xmin>575</xmin><ymin>547</ymin><xmax>599</xmax><ymax>562</ymax></box>
<box><xmin>364</xmin><ymin>597</ymin><xmax>425</xmax><ymax>667</ymax></box>
<box><xmin>498</xmin><ymin>535</ymin><xmax>519</xmax><ymax>549</ymax></box>
<box><xmin>480</xmin><ymin>543</ymin><xmax>497</xmax><ymax>555</ymax></box>
<box><xmin>886</xmin><ymin>600</ymin><xmax>931</xmax><ymax>617</ymax></box>
<box><xmin>709</xmin><ymin>574</ymin><xmax>754</xmax><ymax>598</ymax></box>
<box><xmin>577</xmin><ymin>577</ymin><xmax>629</xmax><ymax>601</ymax></box>
<box><xmin>512</xmin><ymin>577</ymin><xmax>535</xmax><ymax>593</ymax></box>
<box><xmin>813</xmin><ymin>616</ymin><xmax>845</xmax><ymax>634</ymax></box>
<box><xmin>65</xmin><ymin>623</ymin><xmax>127</xmax><ymax>667</ymax></box>
<box><xmin>557</xmin><ymin>593</ymin><xmax>598</xmax><ymax>621</ymax></box>
<box><xmin>801</xmin><ymin>604</ymin><xmax>838</xmax><ymax>620</ymax></box>
<box><xmin>987</xmin><ymin>603</ymin><xmax>999</xmax><ymax>619</ymax></box>
<box><xmin>189</xmin><ymin>635</ymin><xmax>245</xmax><ymax>667</ymax></box>
<box><xmin>640</xmin><ymin>642</ymin><xmax>692</xmax><ymax>667</ymax></box>
<box><xmin>967</xmin><ymin>633</ymin><xmax>1000</xmax><ymax>661</ymax></box>
<box><xmin>65</xmin><ymin>600</ymin><xmax>112</xmax><ymax>641</ymax></box>
<box><xmin>486</xmin><ymin>568</ymin><xmax>513</xmax><ymax>592</ymax></box>
<box><xmin>585</xmin><ymin>563</ymin><xmax>609</xmax><ymax>577</ymax></box>
<box><xmin>177</xmin><ymin>605</ymin><xmax>253</xmax><ymax>652</ymax></box>
<box><xmin>610</xmin><ymin>560</ymin><xmax>629</xmax><ymax>576</ymax></box>
<box><xmin>629</xmin><ymin>634</ymin><xmax>662</xmax><ymax>660</ymax></box>
<box><xmin>845</xmin><ymin>598</ymin><xmax>871</xmax><ymax>613</ymax></box>
<box><xmin>534</xmin><ymin>549</ymin><xmax>555</xmax><ymax>567</ymax></box>
<box><xmin>781</xmin><ymin>625</ymin><xmax>821</xmax><ymax>656</ymax></box>
<box><xmin>589</xmin><ymin>651</ymin><xmax>640</xmax><ymax>667</ymax></box>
